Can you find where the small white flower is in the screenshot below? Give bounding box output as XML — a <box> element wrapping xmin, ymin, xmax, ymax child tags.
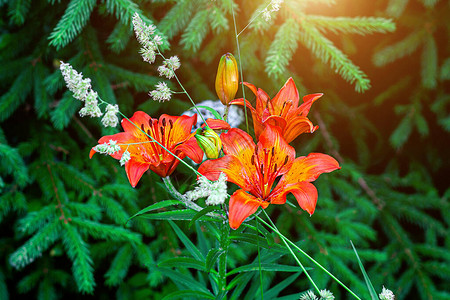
<box><xmin>93</xmin><ymin>140</ymin><xmax>121</xmax><ymax>156</ymax></box>
<box><xmin>271</xmin><ymin>0</ymin><xmax>283</xmax><ymax>11</ymax></box>
<box><xmin>79</xmin><ymin>104</ymin><xmax>102</xmax><ymax>118</ymax></box>
<box><xmin>101</xmin><ymin>104</ymin><xmax>119</xmax><ymax>127</ymax></box>
<box><xmin>120</xmin><ymin>150</ymin><xmax>131</xmax><ymax>166</ymax></box>
<box><xmin>185</xmin><ymin>173</ymin><xmax>228</xmax><ymax>206</ymax></box>
<box><xmin>153</xmin><ymin>35</ymin><xmax>163</xmax><ymax>45</ymax></box>
<box><xmin>299</xmin><ymin>290</ymin><xmax>318</xmax><ymax>300</ymax></box>
<box><xmin>139</xmin><ymin>47</ymin><xmax>157</xmax><ymax>64</ymax></box>
<box><xmin>165</xmin><ymin>56</ymin><xmax>181</xmax><ymax>71</ymax></box>
<box><xmin>158</xmin><ymin>65</ymin><xmax>175</xmax><ymax>79</ymax></box>
<box><xmin>262</xmin><ymin>8</ymin><xmax>272</xmax><ymax>21</ymax></box>
<box><xmin>379</xmin><ymin>286</ymin><xmax>395</xmax><ymax>300</ymax></box>
<box><xmin>79</xmin><ymin>90</ymin><xmax>102</xmax><ymax>118</ymax></box>
<box><xmin>319</xmin><ymin>290</ymin><xmax>335</xmax><ymax>300</ymax></box>
<box><xmin>60</xmin><ymin>62</ymin><xmax>92</xmax><ymax>101</ymax></box>
<box><xmin>149</xmin><ymin>82</ymin><xmax>172</xmax><ymax>102</ymax></box>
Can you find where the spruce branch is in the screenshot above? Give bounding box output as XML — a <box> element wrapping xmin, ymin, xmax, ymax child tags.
<box><xmin>104</xmin><ymin>244</ymin><xmax>133</xmax><ymax>286</ymax></box>
<box><xmin>0</xmin><ymin>67</ymin><xmax>33</xmax><ymax>122</ymax></box>
<box><xmin>386</xmin><ymin>0</ymin><xmax>409</xmax><ymax>18</ymax></box>
<box><xmin>10</xmin><ymin>219</ymin><xmax>62</xmax><ymax>269</ymax></box>
<box><xmin>62</xmin><ymin>223</ymin><xmax>95</xmax><ymax>293</ymax></box>
<box><xmin>421</xmin><ymin>34</ymin><xmax>438</xmax><ymax>89</ymax></box>
<box><xmin>158</xmin><ymin>0</ymin><xmax>195</xmax><ymax>39</ymax></box>
<box><xmin>48</xmin><ymin>0</ymin><xmax>97</xmax><ymax>49</ymax></box>
<box><xmin>373</xmin><ymin>30</ymin><xmax>425</xmax><ymax>67</ymax></box>
<box><xmin>265</xmin><ymin>18</ymin><xmax>300</xmax><ymax>79</ymax></box>
<box><xmin>299</xmin><ymin>21</ymin><xmax>371</xmax><ymax>92</ymax></box>
<box><xmin>307</xmin><ymin>16</ymin><xmax>396</xmax><ymax>35</ymax></box>
<box><xmin>104</xmin><ymin>0</ymin><xmax>139</xmax><ymax>25</ymax></box>
<box><xmin>8</xmin><ymin>0</ymin><xmax>31</xmax><ymax>25</ymax></box>
<box><xmin>180</xmin><ymin>9</ymin><xmax>210</xmax><ymax>52</ymax></box>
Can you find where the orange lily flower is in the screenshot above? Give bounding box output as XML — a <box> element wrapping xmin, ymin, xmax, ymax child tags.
<box><xmin>90</xmin><ymin>111</ymin><xmax>228</xmax><ymax>187</ymax></box>
<box><xmin>230</xmin><ymin>77</ymin><xmax>322</xmax><ymax>143</ymax></box>
<box><xmin>198</xmin><ymin>125</ymin><xmax>340</xmax><ymax>229</ymax></box>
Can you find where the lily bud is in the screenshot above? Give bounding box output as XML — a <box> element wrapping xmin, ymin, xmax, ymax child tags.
<box><xmin>195</xmin><ymin>128</ymin><xmax>222</xmax><ymax>159</ymax></box>
<box><xmin>215</xmin><ymin>53</ymin><xmax>238</xmax><ymax>106</ymax></box>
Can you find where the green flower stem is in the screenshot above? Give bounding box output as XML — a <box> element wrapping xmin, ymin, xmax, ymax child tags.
<box><xmin>223</xmin><ymin>105</ymin><xmax>230</xmax><ymax>122</ymax></box>
<box><xmin>162</xmin><ymin>177</ymin><xmax>224</xmax><ymax>220</ymax></box>
<box><xmin>218</xmin><ymin>218</ymin><xmax>230</xmax><ymax>294</ymax></box>
<box><xmin>231</xmin><ymin>4</ymin><xmax>249</xmax><ymax>133</ymax></box>
<box><xmin>256</xmin><ymin>218</ymin><xmax>264</xmax><ymax>299</ymax></box>
<box><xmin>261</xmin><ymin>210</ymin><xmax>320</xmax><ymax>295</ymax></box>
<box><xmin>256</xmin><ymin>214</ymin><xmax>362</xmax><ymax>300</ymax></box>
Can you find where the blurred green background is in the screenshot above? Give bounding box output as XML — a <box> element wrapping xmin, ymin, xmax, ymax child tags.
<box><xmin>0</xmin><ymin>0</ymin><xmax>449</xmax><ymax>299</ymax></box>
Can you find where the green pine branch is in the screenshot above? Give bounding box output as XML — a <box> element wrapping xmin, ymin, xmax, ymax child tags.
<box><xmin>308</xmin><ymin>16</ymin><xmax>396</xmax><ymax>35</ymax></box>
<box><xmin>265</xmin><ymin>18</ymin><xmax>300</xmax><ymax>79</ymax></box>
<box><xmin>299</xmin><ymin>21</ymin><xmax>371</xmax><ymax>92</ymax></box>
<box><xmin>48</xmin><ymin>0</ymin><xmax>97</xmax><ymax>50</ymax></box>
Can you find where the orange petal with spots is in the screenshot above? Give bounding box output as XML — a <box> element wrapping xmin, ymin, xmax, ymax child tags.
<box><xmin>229</xmin><ymin>189</ymin><xmax>267</xmax><ymax>229</ymax></box>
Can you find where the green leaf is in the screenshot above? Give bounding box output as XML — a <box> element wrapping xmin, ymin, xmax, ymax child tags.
<box><xmin>264</xmin><ymin>273</ymin><xmax>300</xmax><ymax>299</ymax></box>
<box><xmin>158</xmin><ymin>267</ymin><xmax>210</xmax><ymax>293</ymax></box>
<box><xmin>139</xmin><ymin>209</ymin><xmax>219</xmax><ymax>222</ymax></box>
<box><xmin>229</xmin><ymin>233</ymin><xmax>273</xmax><ymax>249</ymax></box>
<box><xmin>127</xmin><ymin>200</ymin><xmax>182</xmax><ymax>223</ymax></box>
<box><xmin>350</xmin><ymin>241</ymin><xmax>378</xmax><ymax>300</ymax></box>
<box><xmin>188</xmin><ymin>206</ymin><xmax>218</xmax><ymax>229</ymax></box>
<box><xmin>168</xmin><ymin>220</ymin><xmax>205</xmax><ymax>262</ymax></box>
<box><xmin>190</xmin><ymin>105</ymin><xmax>223</xmax><ymax>120</ymax></box>
<box><xmin>158</xmin><ymin>257</ymin><xmax>205</xmax><ymax>271</ymax></box>
<box><xmin>226</xmin><ymin>263</ymin><xmax>307</xmax><ymax>276</ymax></box>
<box><xmin>205</xmin><ymin>248</ymin><xmax>225</xmax><ymax>273</ymax></box>
<box><xmin>162</xmin><ymin>290</ymin><xmax>215</xmax><ymax>300</ymax></box>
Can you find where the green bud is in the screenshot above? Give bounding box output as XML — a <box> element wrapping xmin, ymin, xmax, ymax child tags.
<box><xmin>195</xmin><ymin>128</ymin><xmax>222</xmax><ymax>159</ymax></box>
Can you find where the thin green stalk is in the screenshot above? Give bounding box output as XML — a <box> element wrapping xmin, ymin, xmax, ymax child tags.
<box><xmin>261</xmin><ymin>210</ymin><xmax>320</xmax><ymax>295</ymax></box>
<box><xmin>98</xmin><ymin>97</ymin><xmax>201</xmax><ymax>177</ymax></box>
<box><xmin>156</xmin><ymin>50</ymin><xmax>210</xmax><ymax>128</ymax></box>
<box><xmin>256</xmin><ymin>214</ymin><xmax>362</xmax><ymax>300</ymax></box>
<box><xmin>218</xmin><ymin>218</ymin><xmax>230</xmax><ymax>295</ymax></box>
<box><xmin>256</xmin><ymin>217</ymin><xmax>264</xmax><ymax>299</ymax></box>
<box><xmin>231</xmin><ymin>2</ymin><xmax>249</xmax><ymax>133</ymax></box>
<box><xmin>223</xmin><ymin>105</ymin><xmax>230</xmax><ymax>122</ymax></box>
<box><xmin>237</xmin><ymin>1</ymin><xmax>274</xmax><ymax>37</ymax></box>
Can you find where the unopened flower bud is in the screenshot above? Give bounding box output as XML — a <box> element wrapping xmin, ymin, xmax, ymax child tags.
<box><xmin>215</xmin><ymin>53</ymin><xmax>238</xmax><ymax>106</ymax></box>
<box><xmin>195</xmin><ymin>128</ymin><xmax>222</xmax><ymax>159</ymax></box>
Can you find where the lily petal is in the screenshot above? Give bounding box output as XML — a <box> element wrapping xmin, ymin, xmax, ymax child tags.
<box><xmin>121</xmin><ymin>111</ymin><xmax>151</xmax><ymax>136</ymax></box>
<box><xmin>204</xmin><ymin>118</ymin><xmax>231</xmax><ymax>130</ymax></box>
<box><xmin>283</xmin><ymin>116</ymin><xmax>318</xmax><ymax>143</ymax></box>
<box><xmin>90</xmin><ymin>132</ymin><xmax>135</xmax><ymax>160</ymax></box>
<box><xmin>163</xmin><ymin>114</ymin><xmax>196</xmax><ymax>146</ymax></box>
<box><xmin>296</xmin><ymin>93</ymin><xmax>322</xmax><ymax>116</ymax></box>
<box><xmin>176</xmin><ymin>136</ymin><xmax>204</xmax><ymax>164</ymax></box>
<box><xmin>280</xmin><ymin>153</ymin><xmax>340</xmax><ymax>184</ymax></box>
<box><xmin>199</xmin><ymin>155</ymin><xmax>248</xmax><ymax>188</ymax></box>
<box><xmin>257</xmin><ymin>125</ymin><xmax>295</xmax><ymax>176</ymax></box>
<box><xmin>229</xmin><ymin>189</ymin><xmax>268</xmax><ymax>229</ymax></box>
<box><xmin>270</xmin><ymin>78</ymin><xmax>299</xmax><ymax>113</ymax></box>
<box><xmin>125</xmin><ymin>160</ymin><xmax>150</xmax><ymax>188</ymax></box>
<box><xmin>221</xmin><ymin>128</ymin><xmax>255</xmax><ymax>156</ymax></box>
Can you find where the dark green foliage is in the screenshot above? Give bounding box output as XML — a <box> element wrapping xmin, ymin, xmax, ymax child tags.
<box><xmin>0</xmin><ymin>0</ymin><xmax>449</xmax><ymax>299</ymax></box>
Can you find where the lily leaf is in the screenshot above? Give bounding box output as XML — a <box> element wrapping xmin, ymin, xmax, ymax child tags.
<box><xmin>351</xmin><ymin>240</ymin><xmax>379</xmax><ymax>300</ymax></box>
<box><xmin>190</xmin><ymin>105</ymin><xmax>223</xmax><ymax>120</ymax></box>
<box><xmin>169</xmin><ymin>220</ymin><xmax>205</xmax><ymax>262</ymax></box>
<box><xmin>126</xmin><ymin>200</ymin><xmax>182</xmax><ymax>224</ymax></box>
